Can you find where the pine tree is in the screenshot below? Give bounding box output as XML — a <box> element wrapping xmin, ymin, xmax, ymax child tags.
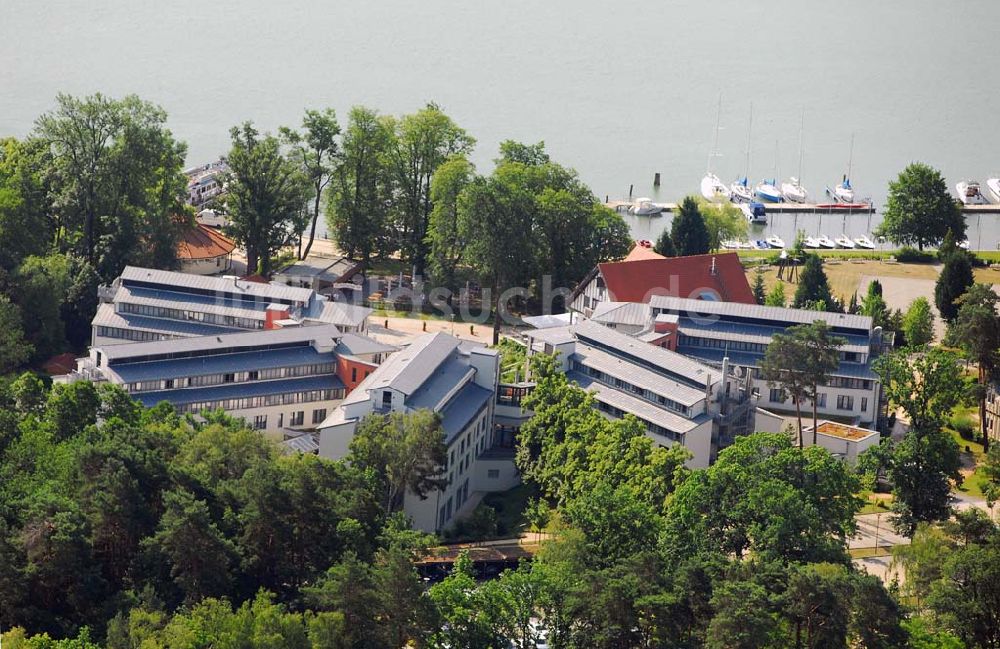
<box><xmin>793</xmin><ymin>255</ymin><xmax>836</xmax><ymax>311</ymax></box>
<box><xmin>765</xmin><ymin>282</ymin><xmax>787</xmax><ymax>307</ymax></box>
<box><xmin>670</xmin><ymin>196</ymin><xmax>711</xmax><ymax>256</ymax></box>
<box><xmin>752</xmin><ymin>268</ymin><xmax>766</xmax><ymax>304</ymax></box>
<box><xmin>860</xmin><ymin>280</ymin><xmax>889</xmax><ymax>328</ymax></box>
<box><xmin>654</xmin><ymin>227</ymin><xmax>676</xmax><ymax>257</ymax></box>
<box><xmin>935</xmin><ymin>252</ymin><xmax>974</xmax><ymax>321</ymax></box>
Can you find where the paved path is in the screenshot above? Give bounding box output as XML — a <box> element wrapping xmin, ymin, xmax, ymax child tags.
<box><xmin>859</xmin><ymin>273</ymin><xmax>945</xmax><ymax>340</ymax></box>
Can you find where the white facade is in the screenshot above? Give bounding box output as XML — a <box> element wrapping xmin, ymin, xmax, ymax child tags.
<box><xmin>803</xmin><ymin>421</ymin><xmax>881</xmax><ymax>463</ymax></box>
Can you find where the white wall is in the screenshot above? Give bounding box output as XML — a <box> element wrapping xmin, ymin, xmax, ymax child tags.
<box><xmin>181</xmin><ymin>256</ymin><xmax>231</xmax><ymax>276</ymax></box>
<box><xmin>317</xmin><ymin>420</ymin><xmax>357</xmax><ymax>460</ymax></box>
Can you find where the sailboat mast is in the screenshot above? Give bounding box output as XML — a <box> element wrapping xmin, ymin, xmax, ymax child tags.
<box><xmin>847</xmin><ymin>133</ymin><xmax>855</xmax><ymax>180</ymax></box>
<box><xmin>743</xmin><ymin>102</ymin><xmax>753</xmax><ymax>179</ymax></box>
<box><xmin>708</xmin><ymin>94</ymin><xmax>722</xmax><ymax>174</ymax></box>
<box><xmin>797</xmin><ymin>109</ymin><xmax>804</xmax><ymax>182</ymax></box>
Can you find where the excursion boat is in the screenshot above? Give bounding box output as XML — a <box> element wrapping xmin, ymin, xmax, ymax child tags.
<box><xmin>766</xmin><ymin>235</ymin><xmax>786</xmax><ymax>249</ymax></box>
<box><xmin>803</xmin><ymin>236</ymin><xmax>821</xmax><ymax>249</ymax></box>
<box><xmin>956</xmin><ymin>181</ymin><xmax>989</xmax><ymax>205</ymax></box>
<box><xmin>834</xmin><ymin>235</ymin><xmax>855</xmax><ymax>249</ymax></box>
<box><xmin>986</xmin><ymin>177</ymin><xmax>1000</xmax><ymax>204</ymax></box>
<box><xmin>853</xmin><ymin>235</ymin><xmax>875</xmax><ymax>250</ymax></box>
<box><xmin>740</xmin><ymin>201</ymin><xmax>767</xmax><ymax>224</ymax></box>
<box><xmin>755</xmin><ymin>178</ymin><xmax>783</xmax><ymax>203</ymax></box>
<box><xmin>815</xmin><ymin>235</ymin><xmax>836</xmax><ymax>249</ymax></box>
<box><xmin>629</xmin><ymin>198</ymin><xmax>662</xmax><ymax>215</ymax></box>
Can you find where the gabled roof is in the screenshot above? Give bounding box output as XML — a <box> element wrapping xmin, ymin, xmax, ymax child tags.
<box><xmin>176</xmin><ymin>224</ymin><xmax>236</xmax><ymax>260</ymax></box>
<box><xmin>648</xmin><ymin>295</ymin><xmax>874</xmax><ymax>334</ymax></box>
<box><xmin>366</xmin><ymin>332</ymin><xmax>460</xmax><ymax>396</ymax></box>
<box><xmin>120</xmin><ymin>266</ymin><xmax>314</xmax><ymax>304</ymax></box>
<box><xmin>623</xmin><ymin>244</ymin><xmax>666</xmax><ymax>262</ymax></box>
<box><xmin>590</xmin><ymin>301</ymin><xmax>650</xmax><ymax>328</ymax></box>
<box><xmin>591</xmin><ymin>253</ymin><xmax>755</xmax><ymax>305</ymax></box>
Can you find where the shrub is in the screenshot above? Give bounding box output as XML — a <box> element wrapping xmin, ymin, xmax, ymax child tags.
<box><xmin>896</xmin><ymin>247</ymin><xmax>936</xmax><ymax>263</ymax></box>
<box><xmin>949</xmin><ymin>413</ymin><xmax>975</xmax><ymax>439</ymax></box>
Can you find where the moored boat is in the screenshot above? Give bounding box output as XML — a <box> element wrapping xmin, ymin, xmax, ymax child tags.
<box><xmin>956</xmin><ymin>181</ymin><xmax>989</xmax><ymax>205</ymax></box>
<box><xmin>834</xmin><ymin>234</ymin><xmax>855</xmax><ymax>249</ymax></box>
<box><xmin>701</xmin><ymin>173</ymin><xmax>731</xmax><ymax>202</ymax></box>
<box><xmin>816</xmin><ymin>234</ymin><xmax>836</xmax><ymax>249</ymax></box>
<box><xmin>740</xmin><ymin>201</ymin><xmax>767</xmax><ymax>224</ymax></box>
<box><xmin>986</xmin><ymin>177</ymin><xmax>1000</xmax><ymax>204</ymax></box>
<box><xmin>730</xmin><ymin>177</ymin><xmax>753</xmax><ymax>202</ymax></box>
<box><xmin>781</xmin><ymin>177</ymin><xmax>809</xmax><ymax>203</ymax></box>
<box><xmin>629</xmin><ymin>198</ymin><xmax>662</xmax><ymax>215</ymax></box>
<box><xmin>803</xmin><ymin>236</ymin><xmax>820</xmax><ymax>249</ymax></box>
<box><xmin>766</xmin><ymin>235</ymin><xmax>785</xmax><ymax>249</ymax></box>
<box><xmin>853</xmin><ymin>235</ymin><xmax>875</xmax><ymax>250</ymax></box>
<box><xmin>752</xmin><ymin>239</ymin><xmax>770</xmax><ymax>250</ymax></box>
<box><xmin>755</xmin><ymin>179</ymin><xmax>783</xmax><ymax>203</ymax></box>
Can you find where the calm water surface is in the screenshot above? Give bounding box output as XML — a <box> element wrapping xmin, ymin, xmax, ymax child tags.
<box><xmin>2</xmin><ymin>0</ymin><xmax>999</xmax><ymax>247</ymax></box>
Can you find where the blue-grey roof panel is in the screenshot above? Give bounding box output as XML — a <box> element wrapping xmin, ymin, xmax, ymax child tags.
<box><xmin>134</xmin><ymin>374</ymin><xmax>345</xmax><ymax>407</ymax></box>
<box><xmin>111</xmin><ymin>348</ymin><xmax>337</xmax><ymax>383</ymax></box>
<box><xmin>439</xmin><ymin>383</ymin><xmax>492</xmax><ymax>445</ymax></box>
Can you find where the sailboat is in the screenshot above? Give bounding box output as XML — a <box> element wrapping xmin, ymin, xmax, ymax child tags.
<box><xmin>730</xmin><ymin>104</ymin><xmax>754</xmax><ymax>203</ymax></box>
<box><xmin>781</xmin><ymin>110</ymin><xmax>809</xmax><ymax>203</ymax></box>
<box><xmin>701</xmin><ymin>95</ymin><xmax>731</xmax><ymax>202</ymax></box>
<box><xmin>830</xmin><ymin>134</ymin><xmax>856</xmax><ymax>203</ymax></box>
<box><xmin>755</xmin><ymin>141</ymin><xmax>783</xmax><ymax>203</ymax></box>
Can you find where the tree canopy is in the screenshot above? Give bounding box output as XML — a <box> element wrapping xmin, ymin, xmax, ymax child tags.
<box><xmin>877</xmin><ymin>162</ymin><xmax>965</xmax><ymax>250</ymax></box>
<box><xmin>670</xmin><ymin>196</ymin><xmax>711</xmax><ymax>256</ymax></box>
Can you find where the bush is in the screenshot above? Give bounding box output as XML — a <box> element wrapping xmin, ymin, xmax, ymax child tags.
<box><xmin>896</xmin><ymin>247</ymin><xmax>936</xmax><ymax>263</ymax></box>
<box><xmin>949</xmin><ymin>413</ymin><xmax>975</xmax><ymax>439</ymax></box>
<box><xmin>441</xmin><ymin>504</ymin><xmax>499</xmax><ymax>542</ymax></box>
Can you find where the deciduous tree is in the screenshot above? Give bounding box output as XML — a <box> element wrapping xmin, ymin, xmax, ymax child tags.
<box><xmin>280</xmin><ymin>108</ymin><xmax>340</xmax><ymax>260</ymax></box>
<box><xmin>903</xmin><ymin>297</ymin><xmax>935</xmax><ymax>348</ymax></box>
<box><xmin>935</xmin><ymin>251</ymin><xmax>974</xmax><ymax>321</ymax></box>
<box><xmin>947</xmin><ymin>283</ymin><xmax>1000</xmax><ymax>450</ymax></box>
<box><xmin>877</xmin><ymin>162</ymin><xmax>964</xmax><ymax>250</ymax></box>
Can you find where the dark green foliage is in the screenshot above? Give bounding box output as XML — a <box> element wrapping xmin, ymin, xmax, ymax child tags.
<box><xmin>751</xmin><ymin>267</ymin><xmax>766</xmax><ymax>304</ymax></box>
<box><xmin>793</xmin><ymin>254</ymin><xmax>837</xmax><ymax>310</ymax></box>
<box><xmin>935</xmin><ymin>251</ymin><xmax>974</xmax><ymax>321</ymax></box>
<box><xmin>896</xmin><ymin>246</ymin><xmax>936</xmax><ymax>263</ymax></box>
<box><xmin>886</xmin><ymin>427</ymin><xmax>962</xmax><ymax>535</ymax></box>
<box><xmin>654</xmin><ymin>227</ymin><xmax>676</xmax><ymax>257</ymax></box>
<box><xmin>670</xmin><ymin>196</ymin><xmax>711</xmax><ymax>256</ymax></box>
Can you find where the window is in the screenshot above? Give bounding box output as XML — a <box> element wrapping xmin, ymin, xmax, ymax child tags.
<box><xmin>312</xmin><ymin>408</ymin><xmax>327</xmax><ymax>424</ymax></box>
<box><xmin>769</xmin><ymin>388</ymin><xmax>784</xmax><ymax>403</ymax></box>
<box><xmin>861</xmin><ymin>397</ymin><xmax>868</xmax><ymax>412</ymax></box>
<box><xmin>253</xmin><ymin>415</ymin><xmax>267</xmax><ymax>430</ymax></box>
<box><xmin>837</xmin><ymin>395</ymin><xmax>854</xmax><ymax>411</ymax></box>
<box><xmin>164</xmin><ymin>379</ymin><xmax>174</xmax><ymax>389</ymax></box>
<box><xmin>351</xmin><ymin>367</ymin><xmax>357</xmax><ymax>382</ymax></box>
<box><xmin>488</xmin><ymin>469</ymin><xmax>500</xmax><ymax>479</ymax></box>
<box><xmin>815</xmin><ymin>393</ymin><xmax>827</xmax><ymax>408</ymax></box>
<box><xmin>223</xmin><ymin>373</ymin><xmax>235</xmax><ymax>384</ymax></box>
<box><xmin>381</xmin><ymin>391</ymin><xmax>392</xmax><ymax>409</ymax></box>
<box><xmin>290</xmin><ymin>411</ymin><xmax>304</xmax><ymax>426</ymax></box>
<box><xmin>248</xmin><ymin>370</ymin><xmax>259</xmax><ymax>381</ymax></box>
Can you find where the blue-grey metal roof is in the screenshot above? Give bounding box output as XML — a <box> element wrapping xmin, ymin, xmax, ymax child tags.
<box><xmin>439</xmin><ymin>382</ymin><xmax>493</xmax><ymax>445</ymax></box>
<box><xmin>676</xmin><ymin>320</ymin><xmax>873</xmax><ymax>354</ymax></box>
<box><xmin>572</xmin><ymin>344</ymin><xmax>706</xmax><ymax>407</ymax></box>
<box><xmin>99</xmin><ymin>323</ymin><xmax>343</xmax><ymax>362</ymax></box>
<box><xmin>649</xmin><ymin>295</ymin><xmax>873</xmax><ymax>335</ymax></box>
<box><xmin>407</xmin><ymin>356</ymin><xmax>475</xmax><ymax>411</ymax></box>
<box><xmin>121</xmin><ymin>266</ymin><xmax>314</xmax><ymax>304</ymax></box>
<box><xmin>675</xmin><ymin>346</ymin><xmax>880</xmax><ymax>380</ymax></box>
<box><xmin>116</xmin><ymin>285</ymin><xmax>270</xmax><ymax>321</ymax></box>
<box><xmin>92</xmin><ymin>303</ymin><xmax>242</xmax><ymax>338</ymax></box>
<box><xmin>590</xmin><ymin>301</ymin><xmax>651</xmax><ymax>327</ymax></box>
<box><xmin>134</xmin><ymin>374</ymin><xmax>344</xmax><ymax>408</ymax></box>
<box><xmin>568</xmin><ymin>371</ymin><xmax>706</xmax><ymax>435</ymax></box>
<box><xmin>368</xmin><ymin>332</ymin><xmax>459</xmax><ymax>395</ymax></box>
<box><xmin>335</xmin><ymin>333</ymin><xmax>397</xmax><ymax>357</ymax></box>
<box><xmin>109</xmin><ymin>348</ymin><xmax>337</xmax><ymax>384</ymax></box>
<box><xmin>307</xmin><ymin>300</ymin><xmax>372</xmax><ymax>326</ymax></box>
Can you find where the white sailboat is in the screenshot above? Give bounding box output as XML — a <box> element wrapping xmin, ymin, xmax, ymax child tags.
<box><xmin>730</xmin><ymin>104</ymin><xmax>754</xmax><ymax>203</ymax></box>
<box><xmin>755</xmin><ymin>141</ymin><xmax>784</xmax><ymax>203</ymax></box>
<box><xmin>816</xmin><ymin>234</ymin><xmax>836</xmax><ymax>249</ymax></box>
<box><xmin>803</xmin><ymin>236</ymin><xmax>821</xmax><ymax>249</ymax></box>
<box><xmin>766</xmin><ymin>235</ymin><xmax>786</xmax><ymax>249</ymax></box>
<box><xmin>781</xmin><ymin>109</ymin><xmax>809</xmax><ymax>203</ymax></box>
<box><xmin>831</xmin><ymin>134</ymin><xmax>856</xmax><ymax>203</ymax></box>
<box><xmin>701</xmin><ymin>95</ymin><xmax>731</xmax><ymax>202</ymax></box>
<box><xmin>853</xmin><ymin>235</ymin><xmax>875</xmax><ymax>249</ymax></box>
<box><xmin>834</xmin><ymin>234</ymin><xmax>855</xmax><ymax>249</ymax></box>
<box><xmin>956</xmin><ymin>181</ymin><xmax>989</xmax><ymax>205</ymax></box>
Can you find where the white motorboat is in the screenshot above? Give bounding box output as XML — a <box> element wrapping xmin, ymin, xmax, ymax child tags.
<box><xmin>816</xmin><ymin>235</ymin><xmax>836</xmax><ymax>249</ymax></box>
<box><xmin>834</xmin><ymin>234</ymin><xmax>855</xmax><ymax>249</ymax></box>
<box><xmin>781</xmin><ymin>110</ymin><xmax>809</xmax><ymax>203</ymax></box>
<box><xmin>629</xmin><ymin>198</ymin><xmax>662</xmax><ymax>216</ymax></box>
<box><xmin>740</xmin><ymin>201</ymin><xmax>767</xmax><ymax>224</ymax></box>
<box><xmin>986</xmin><ymin>177</ymin><xmax>1000</xmax><ymax>204</ymax></box>
<box><xmin>959</xmin><ymin>239</ymin><xmax>970</xmax><ymax>250</ymax></box>
<box><xmin>701</xmin><ymin>173</ymin><xmax>731</xmax><ymax>202</ymax></box>
<box><xmin>853</xmin><ymin>235</ymin><xmax>875</xmax><ymax>250</ymax></box>
<box><xmin>701</xmin><ymin>96</ymin><xmax>731</xmax><ymax>203</ymax></box>
<box><xmin>730</xmin><ymin>177</ymin><xmax>753</xmax><ymax>202</ymax></box>
<box><xmin>766</xmin><ymin>235</ymin><xmax>786</xmax><ymax>249</ymax></box>
<box><xmin>803</xmin><ymin>236</ymin><xmax>821</xmax><ymax>249</ymax></box>
<box><xmin>956</xmin><ymin>181</ymin><xmax>989</xmax><ymax>205</ymax></box>
<box><xmin>755</xmin><ymin>178</ymin><xmax>783</xmax><ymax>203</ymax></box>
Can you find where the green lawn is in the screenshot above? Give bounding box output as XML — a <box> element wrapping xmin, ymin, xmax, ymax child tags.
<box><xmin>946</xmin><ymin>405</ymin><xmax>989</xmax><ymax>499</ymax></box>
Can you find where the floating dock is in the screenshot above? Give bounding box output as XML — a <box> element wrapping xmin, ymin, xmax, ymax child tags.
<box><xmin>608</xmin><ymin>200</ymin><xmax>1000</xmax><ymax>216</ymax></box>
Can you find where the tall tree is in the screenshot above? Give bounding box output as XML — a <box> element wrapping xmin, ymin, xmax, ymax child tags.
<box><xmin>0</xmin><ymin>296</ymin><xmax>32</xmax><ymax>373</ymax></box>
<box><xmin>765</xmin><ymin>281</ymin><xmax>787</xmax><ymax>307</ymax></box>
<box><xmin>947</xmin><ymin>283</ymin><xmax>1000</xmax><ymax>451</ymax></box>
<box><xmin>875</xmin><ymin>348</ymin><xmax>968</xmax><ymax>432</ymax></box>
<box><xmin>877</xmin><ymin>162</ymin><xmax>965</xmax><ymax>250</ymax></box>
<box><xmin>280</xmin><ymin>108</ymin><xmax>340</xmax><ymax>260</ymax></box>
<box><xmin>0</xmin><ymin>137</ymin><xmax>52</xmax><ymax>270</ymax></box>
<box><xmin>887</xmin><ymin>426</ymin><xmax>961</xmax><ymax>535</ymax></box>
<box><xmin>222</xmin><ymin>122</ymin><xmax>309</xmax><ymax>277</ymax></box>
<box><xmin>328</xmin><ymin>106</ymin><xmax>395</xmax><ymax>271</ymax></box>
<box><xmin>793</xmin><ymin>254</ymin><xmax>836</xmax><ymax>311</ymax></box>
<box><xmin>751</xmin><ymin>268</ymin><xmax>766</xmax><ymax>304</ymax></box>
<box><xmin>348</xmin><ymin>410</ymin><xmax>447</xmax><ymax>513</ymax></box>
<box><xmin>760</xmin><ymin>326</ymin><xmax>815</xmax><ymax>446</ymax></box>
<box><xmin>798</xmin><ymin>321</ymin><xmax>847</xmax><ymax>442</ymax></box>
<box><xmin>670</xmin><ymin>196</ymin><xmax>711</xmax><ymax>256</ymax></box>
<box><xmin>860</xmin><ymin>279</ymin><xmax>889</xmax><ymax>328</ymax></box>
<box><xmin>698</xmin><ymin>200</ymin><xmax>748</xmax><ymax>252</ymax></box>
<box><xmin>33</xmin><ymin>93</ymin><xmax>187</xmax><ymax>279</ymax></box>
<box><xmin>653</xmin><ymin>227</ymin><xmax>675</xmax><ymax>257</ymax></box>
<box><xmin>935</xmin><ymin>251</ymin><xmax>974</xmax><ymax>322</ymax></box>
<box><xmin>426</xmin><ymin>155</ymin><xmax>475</xmax><ymax>290</ymax></box>
<box><xmin>388</xmin><ymin>103</ymin><xmax>475</xmax><ymax>278</ymax></box>
<box><xmin>902</xmin><ymin>297</ymin><xmax>935</xmax><ymax>348</ymax></box>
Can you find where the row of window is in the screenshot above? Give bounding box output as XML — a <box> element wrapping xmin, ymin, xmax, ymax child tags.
<box><xmin>571</xmin><ymin>359</ymin><xmax>693</xmax><ymax>416</ymax></box>
<box><xmin>119</xmin><ymin>302</ymin><xmax>264</xmax><ymax>330</ymax></box>
<box><xmin>96</xmin><ymin>325</ymin><xmax>177</xmax><ymax>343</ymax></box>
<box><xmin>175</xmin><ymin>388</ymin><xmax>344</xmax><ymax>415</ymax></box>
<box><xmin>595</xmin><ymin>399</ymin><xmax>684</xmax><ymax>443</ymax></box>
<box><xmin>125</xmin><ymin>363</ymin><xmax>337</xmax><ymax>393</ymax></box>
<box><xmin>767</xmin><ymin>389</ymin><xmax>867</xmax><ymax>412</ymax></box>
<box><xmin>678</xmin><ymin>333</ymin><xmax>768</xmax><ymax>355</ymax></box>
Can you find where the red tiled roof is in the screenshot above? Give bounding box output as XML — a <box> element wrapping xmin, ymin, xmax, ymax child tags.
<box><xmin>597</xmin><ymin>252</ymin><xmax>755</xmax><ymax>304</ymax></box>
<box><xmin>176</xmin><ymin>224</ymin><xmax>236</xmax><ymax>260</ymax></box>
<box><xmin>624</xmin><ymin>244</ymin><xmax>667</xmax><ymax>262</ymax></box>
<box><xmin>42</xmin><ymin>352</ymin><xmax>77</xmax><ymax>375</ymax></box>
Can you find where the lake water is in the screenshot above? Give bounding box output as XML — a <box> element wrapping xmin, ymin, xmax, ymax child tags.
<box><xmin>3</xmin><ymin>0</ymin><xmax>999</xmax><ymax>248</ymax></box>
